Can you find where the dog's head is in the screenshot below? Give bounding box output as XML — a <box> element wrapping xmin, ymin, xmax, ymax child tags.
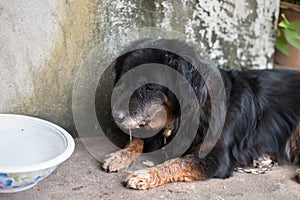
<box><xmin>112</xmin><ymin>49</ymin><xmax>179</xmax><ymax>135</ymax></box>
<box><xmin>111</xmin><ymin>39</ymin><xmax>210</xmax><ymax>138</ymax></box>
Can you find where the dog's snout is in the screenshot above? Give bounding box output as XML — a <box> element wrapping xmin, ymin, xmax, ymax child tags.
<box><xmin>113</xmin><ymin>110</ymin><xmax>127</xmax><ymax>123</ymax></box>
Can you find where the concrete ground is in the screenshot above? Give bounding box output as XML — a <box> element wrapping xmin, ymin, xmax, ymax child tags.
<box><xmin>1</xmin><ymin>138</ymin><xmax>300</xmax><ymax>200</ymax></box>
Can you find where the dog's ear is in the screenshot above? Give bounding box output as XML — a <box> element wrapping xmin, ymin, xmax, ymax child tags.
<box><xmin>164</xmin><ymin>52</ymin><xmax>208</xmax><ymax>107</ymax></box>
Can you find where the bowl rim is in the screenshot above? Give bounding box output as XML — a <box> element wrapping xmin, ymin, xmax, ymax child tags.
<box><xmin>0</xmin><ymin>114</ymin><xmax>75</xmax><ymax>173</ymax></box>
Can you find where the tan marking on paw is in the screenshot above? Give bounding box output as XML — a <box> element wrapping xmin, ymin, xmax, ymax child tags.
<box><xmin>125</xmin><ymin>170</ymin><xmax>154</xmax><ymax>190</ymax></box>
<box><xmin>124</xmin><ymin>156</ymin><xmax>206</xmax><ymax>190</ymax></box>
<box><xmin>102</xmin><ymin>150</ymin><xmax>134</xmax><ymax>172</ymax></box>
<box><xmin>102</xmin><ymin>137</ymin><xmax>144</xmax><ymax>172</ymax></box>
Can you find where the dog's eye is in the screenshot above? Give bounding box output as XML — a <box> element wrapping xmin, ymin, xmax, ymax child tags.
<box><xmin>132</xmin><ymin>111</ymin><xmax>138</xmax><ymax>115</ymax></box>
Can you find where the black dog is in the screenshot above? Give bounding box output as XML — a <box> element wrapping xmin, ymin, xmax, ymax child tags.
<box><xmin>102</xmin><ymin>39</ymin><xmax>300</xmax><ymax>190</ymax></box>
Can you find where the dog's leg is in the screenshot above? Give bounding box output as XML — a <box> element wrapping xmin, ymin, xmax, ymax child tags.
<box><xmin>293</xmin><ymin>143</ymin><xmax>300</xmax><ymax>182</ymax></box>
<box><xmin>288</xmin><ymin>123</ymin><xmax>300</xmax><ymax>182</ymax></box>
<box><xmin>124</xmin><ymin>155</ymin><xmax>210</xmax><ymax>190</ymax></box>
<box><xmin>102</xmin><ymin>137</ymin><xmax>144</xmax><ymax>172</ymax></box>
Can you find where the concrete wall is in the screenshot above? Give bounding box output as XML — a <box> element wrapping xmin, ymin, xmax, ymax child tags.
<box><xmin>0</xmin><ymin>0</ymin><xmax>279</xmax><ymax>136</ymax></box>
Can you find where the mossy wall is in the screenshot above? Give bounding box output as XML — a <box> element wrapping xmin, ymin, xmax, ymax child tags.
<box><xmin>0</xmin><ymin>0</ymin><xmax>279</xmax><ymax>136</ymax></box>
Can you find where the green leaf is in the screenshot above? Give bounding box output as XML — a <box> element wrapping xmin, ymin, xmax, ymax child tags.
<box><xmin>275</xmin><ymin>35</ymin><xmax>289</xmax><ymax>55</ymax></box>
<box><xmin>285</xmin><ymin>28</ymin><xmax>300</xmax><ymax>39</ymax></box>
<box><xmin>281</xmin><ymin>13</ymin><xmax>290</xmax><ymax>25</ymax></box>
<box><xmin>284</xmin><ymin>28</ymin><xmax>300</xmax><ymax>49</ymax></box>
<box><xmin>276</xmin><ymin>29</ymin><xmax>281</xmax><ymax>37</ymax></box>
<box><xmin>288</xmin><ymin>22</ymin><xmax>300</xmax><ymax>30</ymax></box>
<box><xmin>278</xmin><ymin>21</ymin><xmax>289</xmax><ymax>29</ymax></box>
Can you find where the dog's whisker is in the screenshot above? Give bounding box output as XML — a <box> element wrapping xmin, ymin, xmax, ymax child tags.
<box><xmin>129</xmin><ymin>129</ymin><xmax>132</xmax><ymax>145</ymax></box>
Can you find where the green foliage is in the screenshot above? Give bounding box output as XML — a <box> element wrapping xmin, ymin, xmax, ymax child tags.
<box><xmin>276</xmin><ymin>13</ymin><xmax>300</xmax><ymax>55</ymax></box>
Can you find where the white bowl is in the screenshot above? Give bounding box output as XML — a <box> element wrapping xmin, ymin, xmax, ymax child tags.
<box><xmin>0</xmin><ymin>114</ymin><xmax>75</xmax><ymax>193</ymax></box>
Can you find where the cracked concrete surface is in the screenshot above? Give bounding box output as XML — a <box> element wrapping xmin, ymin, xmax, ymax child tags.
<box><xmin>1</xmin><ymin>138</ymin><xmax>300</xmax><ymax>200</ymax></box>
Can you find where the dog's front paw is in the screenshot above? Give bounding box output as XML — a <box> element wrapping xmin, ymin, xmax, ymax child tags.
<box><xmin>124</xmin><ymin>170</ymin><xmax>155</xmax><ymax>190</ymax></box>
<box><xmin>102</xmin><ymin>150</ymin><xmax>134</xmax><ymax>172</ymax></box>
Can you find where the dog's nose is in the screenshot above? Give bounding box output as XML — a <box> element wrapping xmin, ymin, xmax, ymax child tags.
<box><xmin>113</xmin><ymin>110</ymin><xmax>127</xmax><ymax>123</ymax></box>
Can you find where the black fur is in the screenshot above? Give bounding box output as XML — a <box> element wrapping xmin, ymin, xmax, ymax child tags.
<box><xmin>112</xmin><ymin>39</ymin><xmax>300</xmax><ymax>179</ymax></box>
